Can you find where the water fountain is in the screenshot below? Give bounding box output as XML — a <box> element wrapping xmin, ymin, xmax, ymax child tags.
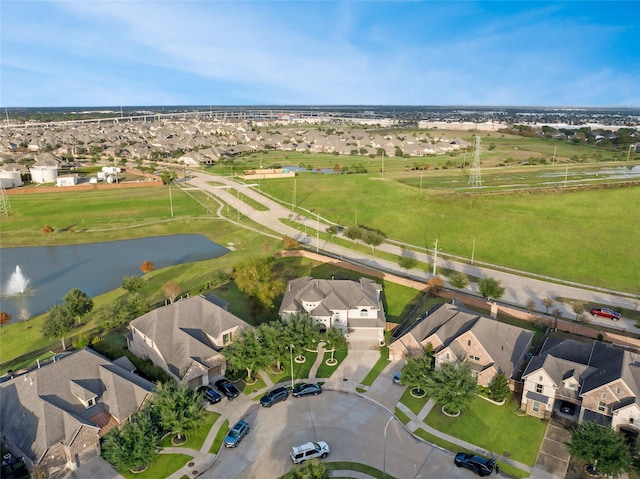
<box><xmin>6</xmin><ymin>265</ymin><xmax>30</xmax><ymax>295</ymax></box>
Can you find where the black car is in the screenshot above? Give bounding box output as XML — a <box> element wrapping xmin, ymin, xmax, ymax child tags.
<box><xmin>292</xmin><ymin>383</ymin><xmax>322</xmax><ymax>397</ymax></box>
<box><xmin>215</xmin><ymin>378</ymin><xmax>240</xmax><ymax>400</ymax></box>
<box><xmin>454</xmin><ymin>452</ymin><xmax>496</xmax><ymax>477</ymax></box>
<box><xmin>559</xmin><ymin>401</ymin><xmax>576</xmax><ymax>415</ymax></box>
<box><xmin>260</xmin><ymin>386</ymin><xmax>289</xmax><ymax>407</ymax></box>
<box><xmin>197</xmin><ymin>385</ymin><xmax>222</xmax><ymax>404</ymax></box>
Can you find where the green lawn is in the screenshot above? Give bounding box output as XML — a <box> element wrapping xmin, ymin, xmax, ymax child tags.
<box><xmin>258</xmin><ymin>166</ymin><xmax>639</xmax><ymax>292</ymax></box>
<box><xmin>210</xmin><ymin>419</ymin><xmax>229</xmax><ymax>454</ymax></box>
<box><xmin>360</xmin><ymin>347</ymin><xmax>390</xmax><ymax>387</ymax></box>
<box><xmin>399</xmin><ymin>387</ymin><xmax>430</xmax><ymax>415</ymax></box>
<box><xmin>160</xmin><ymin>412</ymin><xmax>219</xmax><ymax>450</ymax></box>
<box><xmin>315</xmin><ymin>348</ymin><xmax>348</xmax><ymax>378</ymax></box>
<box><xmin>117</xmin><ymin>453</ymin><xmax>192</xmax><ymax>479</ymax></box>
<box><xmin>424</xmin><ymin>395</ymin><xmax>547</xmax><ymax>466</ymax></box>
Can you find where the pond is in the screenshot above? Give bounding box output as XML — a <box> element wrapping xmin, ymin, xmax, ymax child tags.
<box><xmin>0</xmin><ymin>235</ymin><xmax>229</xmax><ymax>324</ymax></box>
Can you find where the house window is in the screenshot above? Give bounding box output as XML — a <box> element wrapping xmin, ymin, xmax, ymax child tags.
<box><xmin>87</xmin><ymin>398</ymin><xmax>95</xmax><ymax>408</ymax></box>
<box><xmin>598</xmin><ymin>401</ymin><xmax>606</xmax><ymax>412</ymax></box>
<box><xmin>616</xmin><ymin>387</ymin><xmax>621</xmax><ymax>394</ymax></box>
<box><xmin>360</xmin><ymin>308</ymin><xmax>368</xmax><ymax>317</ymax></box>
<box><xmin>467</xmin><ymin>339</ymin><xmax>471</xmax><ymax>347</ymax></box>
<box><xmin>532</xmin><ymin>401</ymin><xmax>540</xmax><ymax>412</ymax></box>
<box><xmin>535</xmin><ymin>384</ymin><xmax>543</xmax><ymax>394</ymax></box>
<box><xmin>601</xmin><ymin>393</ymin><xmax>607</xmax><ymax>400</ymax></box>
<box><xmin>468</xmin><ymin>354</ymin><xmax>480</xmax><ymax>361</ymax></box>
<box><xmin>223</xmin><ymin>332</ymin><xmax>233</xmax><ymax>345</ymax></box>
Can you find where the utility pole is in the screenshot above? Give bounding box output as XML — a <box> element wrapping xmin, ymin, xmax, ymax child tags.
<box><xmin>316</xmin><ymin>211</ymin><xmax>320</xmax><ymax>253</ymax></box>
<box><xmin>471</xmin><ymin>235</ymin><xmax>476</xmax><ymax>265</ymax></box>
<box><xmin>168</xmin><ymin>181</ymin><xmax>174</xmax><ymax>217</ymax></box>
<box><xmin>468</xmin><ymin>136</ymin><xmax>482</xmax><ymax>187</ymax></box>
<box><xmin>432</xmin><ymin>239</ymin><xmax>439</xmax><ymax>276</ymax></box>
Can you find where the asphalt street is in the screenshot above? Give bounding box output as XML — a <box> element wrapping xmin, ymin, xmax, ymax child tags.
<box><xmin>204</xmin><ymin>391</ymin><xmax>473</xmax><ymax>479</ymax></box>
<box><xmin>186</xmin><ymin>172</ymin><xmax>639</xmax><ymax>333</ymax></box>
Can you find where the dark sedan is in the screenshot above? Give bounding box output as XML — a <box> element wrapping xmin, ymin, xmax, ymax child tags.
<box><xmin>292</xmin><ymin>383</ymin><xmax>322</xmax><ymax>397</ymax></box>
<box><xmin>197</xmin><ymin>385</ymin><xmax>222</xmax><ymax>404</ymax></box>
<box><xmin>454</xmin><ymin>452</ymin><xmax>496</xmax><ymax>477</ymax></box>
<box><xmin>215</xmin><ymin>378</ymin><xmax>240</xmax><ymax>400</ymax></box>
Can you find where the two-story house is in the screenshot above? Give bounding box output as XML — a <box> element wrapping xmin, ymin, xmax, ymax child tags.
<box><xmin>521</xmin><ymin>338</ymin><xmax>640</xmax><ymax>440</ymax></box>
<box><xmin>126</xmin><ymin>295</ymin><xmax>249</xmax><ymax>388</ymax></box>
<box><xmin>278</xmin><ymin>277</ymin><xmax>386</xmax><ymax>349</ymax></box>
<box><xmin>0</xmin><ymin>348</ymin><xmax>154</xmax><ymax>476</ymax></box>
<box><xmin>389</xmin><ymin>302</ymin><xmax>534</xmax><ymax>388</ymax></box>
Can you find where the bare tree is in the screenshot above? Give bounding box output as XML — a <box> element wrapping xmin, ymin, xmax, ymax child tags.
<box><xmin>542</xmin><ymin>297</ymin><xmax>555</xmax><ymax>314</ymax></box>
<box><xmin>163</xmin><ymin>281</ymin><xmax>181</xmax><ymax>304</ymax></box>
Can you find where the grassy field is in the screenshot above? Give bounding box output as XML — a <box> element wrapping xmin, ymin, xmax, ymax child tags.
<box><xmin>256</xmin><ymin>171</ymin><xmax>639</xmax><ymax>292</ymax></box>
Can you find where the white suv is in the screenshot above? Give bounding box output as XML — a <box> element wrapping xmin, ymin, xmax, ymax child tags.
<box><xmin>290</xmin><ymin>441</ymin><xmax>330</xmax><ymax>464</ymax></box>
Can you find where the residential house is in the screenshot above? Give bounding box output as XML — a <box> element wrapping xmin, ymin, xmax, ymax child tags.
<box><xmin>389</xmin><ymin>302</ymin><xmax>534</xmax><ymax>388</ymax></box>
<box><xmin>521</xmin><ymin>338</ymin><xmax>640</xmax><ymax>439</ymax></box>
<box><xmin>0</xmin><ymin>348</ymin><xmax>154</xmax><ymax>476</ymax></box>
<box><xmin>126</xmin><ymin>295</ymin><xmax>249</xmax><ymax>388</ymax></box>
<box><xmin>278</xmin><ymin>277</ymin><xmax>386</xmax><ymax>349</ymax></box>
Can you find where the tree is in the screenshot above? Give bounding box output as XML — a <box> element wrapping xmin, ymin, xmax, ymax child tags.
<box><xmin>398</xmin><ymin>249</ymin><xmax>418</xmax><ymax>273</ymax></box>
<box><xmin>426</xmin><ymin>362</ymin><xmax>476</xmax><ymax>415</ymax></box>
<box><xmin>140</xmin><ymin>260</ymin><xmax>155</xmax><ymax>274</ymax></box>
<box><xmin>542</xmin><ymin>297</ymin><xmax>555</xmax><ymax>314</ymax></box>
<box><xmin>233</xmin><ymin>257</ymin><xmax>286</xmax><ymax>310</ymax></box>
<box><xmin>102</xmin><ymin>408</ymin><xmax>160</xmax><ymax>472</ymax></box>
<box><xmin>566</xmin><ymin>421</ymin><xmax>632</xmax><ymax>476</ymax></box>
<box><xmin>344</xmin><ymin>226</ymin><xmax>363</xmax><ymax>244</ymax></box>
<box><xmin>162</xmin><ymin>281</ymin><xmax>181</xmax><ymax>304</ymax></box>
<box><xmin>488</xmin><ymin>373</ymin><xmax>510</xmax><ymax>402</ymax></box>
<box><xmin>258</xmin><ymin>321</ymin><xmax>289</xmax><ymax>371</ymax></box>
<box><xmin>478</xmin><ymin>277</ymin><xmax>505</xmax><ymax>300</ymax></box>
<box><xmin>283</xmin><ymin>314</ymin><xmax>322</xmax><ymax>359</ymax></box>
<box><xmin>427</xmin><ymin>276</ymin><xmax>444</xmax><ymax>297</ymax></box>
<box><xmin>361</xmin><ymin>229</ymin><xmax>385</xmax><ymax>252</ymax></box>
<box><xmin>0</xmin><ymin>311</ymin><xmax>11</xmax><ymax>328</ymax></box>
<box><xmin>42</xmin><ymin>304</ymin><xmax>75</xmax><ymax>350</ymax></box>
<box><xmin>63</xmin><ymin>288</ymin><xmax>93</xmax><ymax>325</ymax></box>
<box><xmin>223</xmin><ymin>329</ymin><xmax>269</xmax><ymax>381</ymax></box>
<box><xmin>322</xmin><ymin>327</ymin><xmax>347</xmax><ymax>362</ymax></box>
<box><xmin>573</xmin><ymin>303</ymin><xmax>587</xmax><ymax>322</ymax></box>
<box><xmin>283</xmin><ymin>235</ymin><xmax>300</xmax><ymax>249</ymax></box>
<box><xmin>326</xmin><ymin>225</ymin><xmax>338</xmax><ymax>238</ymax></box>
<box><xmin>449</xmin><ymin>272</ymin><xmax>469</xmax><ymax>289</ymax></box>
<box><xmin>122</xmin><ymin>275</ymin><xmax>144</xmax><ymax>294</ymax></box>
<box><xmin>152</xmin><ymin>382</ymin><xmax>204</xmax><ymax>442</ymax></box>
<box><xmin>294</xmin><ymin>459</ymin><xmax>328</xmax><ymax>479</ymax></box>
<box><xmin>400</xmin><ymin>347</ymin><xmax>433</xmax><ymax>394</ymax></box>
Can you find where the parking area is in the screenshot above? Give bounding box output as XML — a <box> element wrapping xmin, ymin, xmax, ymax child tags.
<box><xmin>534</xmin><ymin>418</ymin><xmax>572</xmax><ymax>479</ymax></box>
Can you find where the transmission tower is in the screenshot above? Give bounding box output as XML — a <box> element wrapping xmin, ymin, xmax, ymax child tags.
<box><xmin>0</xmin><ymin>183</ymin><xmax>11</xmax><ymax>216</ymax></box>
<box><xmin>468</xmin><ymin>136</ymin><xmax>482</xmax><ymax>188</ymax></box>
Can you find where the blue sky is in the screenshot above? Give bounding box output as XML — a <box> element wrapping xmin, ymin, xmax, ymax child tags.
<box><xmin>1</xmin><ymin>1</ymin><xmax>638</xmax><ymax>107</ymax></box>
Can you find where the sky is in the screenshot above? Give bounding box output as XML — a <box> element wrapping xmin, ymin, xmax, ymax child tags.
<box><xmin>1</xmin><ymin>1</ymin><xmax>639</xmax><ymax>108</ymax></box>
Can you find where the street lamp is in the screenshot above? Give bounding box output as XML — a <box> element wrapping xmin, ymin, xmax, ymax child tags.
<box><xmin>289</xmin><ymin>344</ymin><xmax>295</xmax><ymax>390</ymax></box>
<box><xmin>471</xmin><ymin>235</ymin><xmax>476</xmax><ymax>265</ymax></box>
<box><xmin>383</xmin><ymin>415</ymin><xmax>394</xmax><ymax>478</ymax></box>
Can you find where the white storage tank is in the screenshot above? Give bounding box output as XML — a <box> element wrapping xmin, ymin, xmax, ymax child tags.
<box><xmin>29</xmin><ymin>165</ymin><xmax>58</xmax><ymax>184</ymax></box>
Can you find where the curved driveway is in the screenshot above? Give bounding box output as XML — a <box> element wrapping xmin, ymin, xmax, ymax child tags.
<box><xmin>203</xmin><ymin>391</ymin><xmax>469</xmax><ymax>479</ymax></box>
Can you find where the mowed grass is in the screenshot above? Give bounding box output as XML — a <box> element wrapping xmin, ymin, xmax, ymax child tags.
<box><xmin>260</xmin><ymin>173</ymin><xmax>639</xmax><ymax>291</ymax></box>
<box><xmin>424</xmin><ymin>395</ymin><xmax>547</xmax><ymax>466</ymax></box>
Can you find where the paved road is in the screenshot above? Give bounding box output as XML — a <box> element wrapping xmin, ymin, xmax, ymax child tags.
<box><xmin>186</xmin><ymin>172</ymin><xmax>640</xmax><ymax>332</ymax></box>
<box><xmin>203</xmin><ymin>391</ymin><xmax>473</xmax><ymax>479</ymax></box>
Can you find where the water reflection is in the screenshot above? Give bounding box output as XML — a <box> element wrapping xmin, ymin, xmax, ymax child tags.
<box><xmin>0</xmin><ymin>235</ymin><xmax>229</xmax><ymax>323</ymax></box>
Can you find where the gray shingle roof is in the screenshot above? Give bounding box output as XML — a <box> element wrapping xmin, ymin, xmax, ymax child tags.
<box><xmin>129</xmin><ymin>295</ymin><xmax>248</xmax><ymax>379</ymax></box>
<box><xmin>0</xmin><ymin>348</ymin><xmax>154</xmax><ymax>465</ymax></box>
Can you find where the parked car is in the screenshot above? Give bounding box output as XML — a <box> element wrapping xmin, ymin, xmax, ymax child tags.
<box><xmin>215</xmin><ymin>378</ymin><xmax>240</xmax><ymax>400</ymax></box>
<box><xmin>393</xmin><ymin>371</ymin><xmax>402</xmax><ymax>385</ymax></box>
<box><xmin>589</xmin><ymin>308</ymin><xmax>621</xmax><ymax>320</ymax></box>
<box><xmin>260</xmin><ymin>386</ymin><xmax>289</xmax><ymax>407</ymax></box>
<box><xmin>559</xmin><ymin>401</ymin><xmax>576</xmax><ymax>415</ymax></box>
<box><xmin>223</xmin><ymin>420</ymin><xmax>250</xmax><ymax>448</ymax></box>
<box><xmin>197</xmin><ymin>385</ymin><xmax>222</xmax><ymax>404</ymax></box>
<box><xmin>290</xmin><ymin>441</ymin><xmax>330</xmax><ymax>464</ymax></box>
<box><xmin>454</xmin><ymin>452</ymin><xmax>496</xmax><ymax>476</ymax></box>
<box><xmin>292</xmin><ymin>383</ymin><xmax>322</xmax><ymax>397</ymax></box>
